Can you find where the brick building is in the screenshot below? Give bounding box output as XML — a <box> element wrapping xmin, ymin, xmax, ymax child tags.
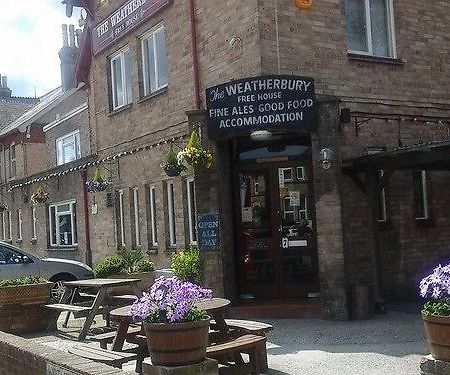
<box><xmin>2</xmin><ymin>0</ymin><xmax>449</xmax><ymax>319</ymax></box>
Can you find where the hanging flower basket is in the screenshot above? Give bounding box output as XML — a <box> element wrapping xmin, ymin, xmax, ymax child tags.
<box><xmin>31</xmin><ymin>186</ymin><xmax>49</xmax><ymax>204</ymax></box>
<box><xmin>177</xmin><ymin>130</ymin><xmax>213</xmax><ymax>169</ymax></box>
<box><xmin>86</xmin><ymin>168</ymin><xmax>112</xmax><ymax>193</ymax></box>
<box><xmin>0</xmin><ymin>202</ymin><xmax>7</xmax><ymax>212</ymax></box>
<box><xmin>161</xmin><ymin>147</ymin><xmax>187</xmax><ymax>177</ymax></box>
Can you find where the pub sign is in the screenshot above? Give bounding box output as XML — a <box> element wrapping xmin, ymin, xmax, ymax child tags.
<box><xmin>206</xmin><ymin>75</ymin><xmax>317</xmax><ymax>139</ymax></box>
<box><xmin>197</xmin><ymin>213</ymin><xmax>220</xmax><ymax>252</ymax></box>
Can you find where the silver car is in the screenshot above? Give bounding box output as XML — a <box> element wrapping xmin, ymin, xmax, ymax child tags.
<box><xmin>0</xmin><ymin>241</ymin><xmax>94</xmax><ymax>301</ymax></box>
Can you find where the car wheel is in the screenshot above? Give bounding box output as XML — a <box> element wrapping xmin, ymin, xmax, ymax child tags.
<box><xmin>50</xmin><ymin>275</ymin><xmax>76</xmax><ymax>302</ymax></box>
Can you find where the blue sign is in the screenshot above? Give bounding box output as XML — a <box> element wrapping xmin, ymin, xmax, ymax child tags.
<box><xmin>197</xmin><ymin>213</ymin><xmax>220</xmax><ymax>252</ymax></box>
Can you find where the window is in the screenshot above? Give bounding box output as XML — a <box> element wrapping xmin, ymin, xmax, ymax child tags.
<box><xmin>56</xmin><ymin>130</ymin><xmax>81</xmax><ymax>165</ymax></box>
<box><xmin>297</xmin><ymin>167</ymin><xmax>306</xmax><ymax>181</ymax></box>
<box><xmin>117</xmin><ymin>190</ymin><xmax>126</xmax><ymax>247</ymax></box>
<box><xmin>7</xmin><ymin>211</ymin><xmax>11</xmax><ymax>241</ymax></box>
<box><xmin>166</xmin><ymin>181</ymin><xmax>176</xmax><ymax>247</ymax></box>
<box><xmin>187</xmin><ymin>178</ymin><xmax>197</xmax><ymax>244</ymax></box>
<box><xmin>49</xmin><ymin>201</ymin><xmax>77</xmax><ymax>246</ymax></box>
<box><xmin>283</xmin><ymin>197</ymin><xmax>295</xmax><ymax>221</ymax></box>
<box><xmin>8</xmin><ymin>144</ymin><xmax>16</xmax><ymax>178</ymax></box>
<box><xmin>281</xmin><ymin>168</ymin><xmax>293</xmax><ymax>182</ymax></box>
<box><xmin>298</xmin><ymin>194</ymin><xmax>308</xmax><ymax>220</ymax></box>
<box><xmin>413</xmin><ymin>170</ymin><xmax>429</xmax><ymax>220</ymax></box>
<box><xmin>31</xmin><ymin>206</ymin><xmax>37</xmax><ymax>240</ymax></box>
<box><xmin>0</xmin><ymin>246</ymin><xmax>33</xmax><ymax>265</ymax></box>
<box><xmin>141</xmin><ymin>24</ymin><xmax>168</xmax><ymax>96</ymax></box>
<box><xmin>378</xmin><ymin>170</ymin><xmax>387</xmax><ymax>222</ymax></box>
<box><xmin>132</xmin><ymin>187</ymin><xmax>141</xmax><ymax>247</ymax></box>
<box><xmin>17</xmin><ymin>209</ymin><xmax>22</xmax><ymax>241</ymax></box>
<box><xmin>1</xmin><ymin>212</ymin><xmax>5</xmax><ymax>240</ymax></box>
<box><xmin>344</xmin><ymin>0</ymin><xmax>396</xmax><ymax>57</ymax></box>
<box><xmin>149</xmin><ymin>186</ymin><xmax>158</xmax><ymax>247</ymax></box>
<box><xmin>110</xmin><ymin>48</ymin><xmax>132</xmax><ymax>110</ymax></box>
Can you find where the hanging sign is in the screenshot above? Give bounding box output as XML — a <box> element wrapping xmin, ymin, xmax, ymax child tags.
<box><xmin>92</xmin><ymin>0</ymin><xmax>173</xmax><ymax>55</ymax></box>
<box><xmin>206</xmin><ymin>75</ymin><xmax>317</xmax><ymax>139</ymax></box>
<box><xmin>197</xmin><ymin>213</ymin><xmax>220</xmax><ymax>252</ymax></box>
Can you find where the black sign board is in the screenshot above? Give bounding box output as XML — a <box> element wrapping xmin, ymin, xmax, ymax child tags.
<box><xmin>206</xmin><ymin>75</ymin><xmax>317</xmax><ymax>139</ymax></box>
<box><xmin>197</xmin><ymin>213</ymin><xmax>220</xmax><ymax>252</ymax></box>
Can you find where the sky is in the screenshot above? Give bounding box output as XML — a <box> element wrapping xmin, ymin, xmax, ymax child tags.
<box><xmin>0</xmin><ymin>0</ymin><xmax>81</xmax><ymax>98</ymax></box>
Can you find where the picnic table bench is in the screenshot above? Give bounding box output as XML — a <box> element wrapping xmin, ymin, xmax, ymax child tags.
<box><xmin>92</xmin><ymin>325</ymin><xmax>142</xmax><ymax>349</ymax></box>
<box><xmin>68</xmin><ymin>344</ymin><xmax>137</xmax><ymax>368</ymax></box>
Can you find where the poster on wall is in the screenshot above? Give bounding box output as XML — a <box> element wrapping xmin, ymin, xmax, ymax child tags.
<box><xmin>197</xmin><ymin>213</ymin><xmax>220</xmax><ymax>252</ymax></box>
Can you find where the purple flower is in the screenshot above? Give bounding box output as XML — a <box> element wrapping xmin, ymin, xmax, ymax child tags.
<box><xmin>419</xmin><ymin>262</ymin><xmax>450</xmax><ymax>301</ymax></box>
<box><xmin>131</xmin><ymin>276</ymin><xmax>213</xmax><ymax>323</ymax></box>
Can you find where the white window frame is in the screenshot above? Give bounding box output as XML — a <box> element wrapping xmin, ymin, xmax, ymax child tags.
<box><xmin>49</xmin><ymin>200</ymin><xmax>77</xmax><ymax>247</ymax></box>
<box><xmin>378</xmin><ymin>170</ymin><xmax>387</xmax><ymax>222</ymax></box>
<box><xmin>133</xmin><ymin>187</ymin><xmax>141</xmax><ymax>247</ymax></box>
<box><xmin>297</xmin><ymin>166</ymin><xmax>306</xmax><ymax>181</ymax></box>
<box><xmin>118</xmin><ymin>190</ymin><xmax>126</xmax><ymax>247</ymax></box>
<box><xmin>281</xmin><ymin>168</ymin><xmax>293</xmax><ymax>182</ymax></box>
<box><xmin>56</xmin><ymin>130</ymin><xmax>81</xmax><ymax>166</ymax></box>
<box><xmin>187</xmin><ymin>178</ymin><xmax>197</xmax><ymax>244</ymax></box>
<box><xmin>167</xmin><ymin>181</ymin><xmax>176</xmax><ymax>247</ymax></box>
<box><xmin>110</xmin><ymin>47</ymin><xmax>132</xmax><ymax>110</ymax></box>
<box><xmin>345</xmin><ymin>0</ymin><xmax>397</xmax><ymax>58</ymax></box>
<box><xmin>141</xmin><ymin>24</ymin><xmax>168</xmax><ymax>96</ymax></box>
<box><xmin>298</xmin><ymin>194</ymin><xmax>309</xmax><ymax>220</ymax></box>
<box><xmin>283</xmin><ymin>197</ymin><xmax>295</xmax><ymax>220</ymax></box>
<box><xmin>414</xmin><ymin>170</ymin><xmax>429</xmax><ymax>220</ymax></box>
<box><xmin>31</xmin><ymin>205</ymin><xmax>37</xmax><ymax>240</ymax></box>
<box><xmin>7</xmin><ymin>211</ymin><xmax>12</xmax><ymax>241</ymax></box>
<box><xmin>17</xmin><ymin>209</ymin><xmax>22</xmax><ymax>241</ymax></box>
<box><xmin>1</xmin><ymin>212</ymin><xmax>5</xmax><ymax>240</ymax></box>
<box><xmin>149</xmin><ymin>185</ymin><xmax>158</xmax><ymax>247</ymax></box>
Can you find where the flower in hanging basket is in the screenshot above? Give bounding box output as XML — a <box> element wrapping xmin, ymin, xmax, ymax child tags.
<box><xmin>0</xmin><ymin>202</ymin><xmax>7</xmax><ymax>212</ymax></box>
<box><xmin>30</xmin><ymin>186</ymin><xmax>49</xmax><ymax>204</ymax></box>
<box><xmin>177</xmin><ymin>130</ymin><xmax>213</xmax><ymax>169</ymax></box>
<box><xmin>85</xmin><ymin>168</ymin><xmax>112</xmax><ymax>193</ymax></box>
<box><xmin>161</xmin><ymin>148</ymin><xmax>187</xmax><ymax>177</ymax></box>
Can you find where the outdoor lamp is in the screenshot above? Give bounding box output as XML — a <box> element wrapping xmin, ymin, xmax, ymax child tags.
<box><xmin>250</xmin><ymin>130</ymin><xmax>272</xmax><ymax>141</ymax></box>
<box><xmin>319</xmin><ymin>148</ymin><xmax>334</xmax><ymax>170</ymax></box>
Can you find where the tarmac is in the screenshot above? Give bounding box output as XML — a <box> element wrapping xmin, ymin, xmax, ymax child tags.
<box><xmin>27</xmin><ymin>304</ymin><xmax>428</xmax><ymax>375</ymax></box>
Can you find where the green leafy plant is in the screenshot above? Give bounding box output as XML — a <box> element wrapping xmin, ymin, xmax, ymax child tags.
<box><xmin>93</xmin><ymin>250</ymin><xmax>154</xmax><ymax>278</ymax></box>
<box><xmin>161</xmin><ymin>147</ymin><xmax>187</xmax><ymax>177</ymax></box>
<box><xmin>119</xmin><ymin>249</ymin><xmax>144</xmax><ymax>274</ymax></box>
<box><xmin>93</xmin><ymin>255</ymin><xmax>126</xmax><ymax>278</ymax></box>
<box><xmin>0</xmin><ymin>275</ymin><xmax>48</xmax><ymax>287</ymax></box>
<box><xmin>136</xmin><ymin>259</ymin><xmax>155</xmax><ymax>273</ymax></box>
<box><xmin>177</xmin><ymin>130</ymin><xmax>212</xmax><ymax>169</ymax></box>
<box><xmin>171</xmin><ymin>245</ymin><xmax>202</xmax><ymax>283</ymax></box>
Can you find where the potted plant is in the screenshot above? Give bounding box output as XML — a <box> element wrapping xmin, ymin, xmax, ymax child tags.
<box><xmin>86</xmin><ymin>168</ymin><xmax>112</xmax><ymax>192</ymax></box>
<box><xmin>31</xmin><ymin>186</ymin><xmax>49</xmax><ymax>204</ymax></box>
<box><xmin>130</xmin><ymin>276</ymin><xmax>213</xmax><ymax>366</ymax></box>
<box><xmin>171</xmin><ymin>244</ymin><xmax>202</xmax><ymax>283</ymax></box>
<box><xmin>161</xmin><ymin>147</ymin><xmax>187</xmax><ymax>177</ymax></box>
<box><xmin>419</xmin><ymin>262</ymin><xmax>450</xmax><ymax>360</ymax></box>
<box><xmin>177</xmin><ymin>130</ymin><xmax>213</xmax><ymax>169</ymax></box>
<box><xmin>0</xmin><ymin>276</ymin><xmax>58</xmax><ymax>334</ymax></box>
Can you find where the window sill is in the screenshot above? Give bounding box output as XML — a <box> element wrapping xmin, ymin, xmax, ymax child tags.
<box><xmin>108</xmin><ymin>103</ymin><xmax>133</xmax><ymax>117</ymax></box>
<box><xmin>348</xmin><ymin>53</ymin><xmax>403</xmax><ymax>65</ymax></box>
<box><xmin>147</xmin><ymin>249</ymin><xmax>158</xmax><ymax>255</ymax></box>
<box><xmin>138</xmin><ymin>86</ymin><xmax>168</xmax><ymax>104</ymax></box>
<box><xmin>47</xmin><ymin>246</ymin><xmax>78</xmax><ymax>251</ymax></box>
<box><xmin>415</xmin><ymin>217</ymin><xmax>434</xmax><ymax>227</ymax></box>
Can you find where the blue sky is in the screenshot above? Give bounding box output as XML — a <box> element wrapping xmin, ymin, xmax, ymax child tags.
<box><xmin>0</xmin><ymin>0</ymin><xmax>81</xmax><ymax>98</ymax></box>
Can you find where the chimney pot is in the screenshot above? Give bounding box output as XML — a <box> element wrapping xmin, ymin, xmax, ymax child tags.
<box><xmin>62</xmin><ymin>24</ymin><xmax>68</xmax><ymax>46</ymax></box>
<box><xmin>2</xmin><ymin>76</ymin><xmax>7</xmax><ymax>89</ymax></box>
<box><xmin>68</xmin><ymin>25</ymin><xmax>76</xmax><ymax>48</ymax></box>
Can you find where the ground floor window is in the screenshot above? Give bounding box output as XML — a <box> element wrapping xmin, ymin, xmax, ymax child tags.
<box><xmin>166</xmin><ymin>181</ymin><xmax>176</xmax><ymax>247</ymax></box>
<box><xmin>378</xmin><ymin>170</ymin><xmax>387</xmax><ymax>222</ymax></box>
<box><xmin>132</xmin><ymin>187</ymin><xmax>141</xmax><ymax>247</ymax></box>
<box><xmin>148</xmin><ymin>185</ymin><xmax>158</xmax><ymax>248</ymax></box>
<box><xmin>186</xmin><ymin>178</ymin><xmax>197</xmax><ymax>244</ymax></box>
<box><xmin>31</xmin><ymin>206</ymin><xmax>37</xmax><ymax>240</ymax></box>
<box><xmin>413</xmin><ymin>170</ymin><xmax>429</xmax><ymax>219</ymax></box>
<box><xmin>117</xmin><ymin>190</ymin><xmax>126</xmax><ymax>247</ymax></box>
<box><xmin>17</xmin><ymin>209</ymin><xmax>22</xmax><ymax>241</ymax></box>
<box><xmin>49</xmin><ymin>201</ymin><xmax>77</xmax><ymax>246</ymax></box>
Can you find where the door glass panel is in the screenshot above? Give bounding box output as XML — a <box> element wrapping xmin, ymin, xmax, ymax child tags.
<box><xmin>239</xmin><ymin>171</ymin><xmax>275</xmax><ymax>297</ymax></box>
<box><xmin>278</xmin><ymin>166</ymin><xmax>314</xmax><ymax>284</ymax></box>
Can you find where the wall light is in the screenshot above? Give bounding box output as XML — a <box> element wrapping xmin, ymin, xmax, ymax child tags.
<box><xmin>250</xmin><ymin>130</ymin><xmax>272</xmax><ymax>141</ymax></box>
<box><xmin>319</xmin><ymin>148</ymin><xmax>334</xmax><ymax>170</ymax></box>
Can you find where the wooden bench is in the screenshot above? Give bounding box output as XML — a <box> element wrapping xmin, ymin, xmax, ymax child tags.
<box><xmin>68</xmin><ymin>344</ymin><xmax>138</xmax><ymax>368</ymax></box>
<box><xmin>91</xmin><ymin>325</ymin><xmax>142</xmax><ymax>349</ymax></box>
<box><xmin>44</xmin><ymin>303</ymin><xmax>93</xmax><ymax>319</ymax></box>
<box><xmin>206</xmin><ymin>334</ymin><xmax>266</xmax><ymax>375</ymax></box>
<box><xmin>211</xmin><ymin>319</ymin><xmax>273</xmax><ymax>372</ymax></box>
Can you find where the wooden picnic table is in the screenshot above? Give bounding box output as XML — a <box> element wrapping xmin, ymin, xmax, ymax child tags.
<box><xmin>45</xmin><ymin>278</ymin><xmax>140</xmax><ymax>341</ymax></box>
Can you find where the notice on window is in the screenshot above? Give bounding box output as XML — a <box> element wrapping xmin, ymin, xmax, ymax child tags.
<box><xmin>242</xmin><ymin>207</ymin><xmax>253</xmax><ymax>223</ymax></box>
<box><xmin>289</xmin><ymin>191</ymin><xmax>301</xmax><ymax>206</ymax></box>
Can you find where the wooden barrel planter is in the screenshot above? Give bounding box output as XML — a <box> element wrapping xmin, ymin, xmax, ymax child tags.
<box><xmin>422</xmin><ymin>314</ymin><xmax>450</xmax><ymax>360</ymax></box>
<box><xmin>143</xmin><ymin>318</ymin><xmax>210</xmax><ymax>366</ymax></box>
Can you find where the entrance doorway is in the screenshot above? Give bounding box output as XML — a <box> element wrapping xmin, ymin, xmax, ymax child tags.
<box><xmin>233</xmin><ymin>136</ymin><xmax>319</xmax><ymax>299</ymax></box>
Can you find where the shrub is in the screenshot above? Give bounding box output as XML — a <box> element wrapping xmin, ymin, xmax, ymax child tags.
<box><xmin>118</xmin><ymin>249</ymin><xmax>144</xmax><ymax>274</ymax></box>
<box><xmin>136</xmin><ymin>259</ymin><xmax>154</xmax><ymax>273</ymax></box>
<box><xmin>93</xmin><ymin>255</ymin><xmax>126</xmax><ymax>278</ymax></box>
<box><xmin>0</xmin><ymin>275</ymin><xmax>48</xmax><ymax>287</ymax></box>
<box><xmin>171</xmin><ymin>245</ymin><xmax>202</xmax><ymax>283</ymax></box>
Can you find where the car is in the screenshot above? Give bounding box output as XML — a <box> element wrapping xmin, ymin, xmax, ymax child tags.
<box><xmin>0</xmin><ymin>241</ymin><xmax>94</xmax><ymax>302</ymax></box>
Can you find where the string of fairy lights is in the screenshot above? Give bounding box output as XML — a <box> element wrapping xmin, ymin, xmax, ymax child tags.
<box><xmin>7</xmin><ymin>134</ymin><xmax>187</xmax><ymax>192</ymax></box>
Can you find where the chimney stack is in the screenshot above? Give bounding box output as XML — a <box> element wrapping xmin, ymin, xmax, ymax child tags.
<box><xmin>59</xmin><ymin>24</ymin><xmax>78</xmax><ymax>92</ymax></box>
<box><xmin>0</xmin><ymin>74</ymin><xmax>12</xmax><ymax>98</ymax></box>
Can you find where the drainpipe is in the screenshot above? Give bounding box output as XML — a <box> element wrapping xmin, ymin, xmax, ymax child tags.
<box><xmin>81</xmin><ymin>169</ymin><xmax>92</xmax><ymax>266</ymax></box>
<box><xmin>189</xmin><ymin>0</ymin><xmax>201</xmax><ymax>110</ymax></box>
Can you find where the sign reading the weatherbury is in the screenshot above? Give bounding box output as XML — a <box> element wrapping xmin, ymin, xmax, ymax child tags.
<box><xmin>206</xmin><ymin>75</ymin><xmax>317</xmax><ymax>139</ymax></box>
<box><xmin>92</xmin><ymin>0</ymin><xmax>172</xmax><ymax>55</ymax></box>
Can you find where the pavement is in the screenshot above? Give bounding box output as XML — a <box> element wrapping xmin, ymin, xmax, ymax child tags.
<box><xmin>26</xmin><ymin>304</ymin><xmax>428</xmax><ymax>375</ymax></box>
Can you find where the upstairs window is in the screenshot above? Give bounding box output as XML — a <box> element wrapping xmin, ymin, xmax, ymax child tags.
<box><xmin>141</xmin><ymin>24</ymin><xmax>168</xmax><ymax>96</ymax></box>
<box><xmin>49</xmin><ymin>201</ymin><xmax>77</xmax><ymax>247</ymax></box>
<box><xmin>56</xmin><ymin>130</ymin><xmax>81</xmax><ymax>165</ymax></box>
<box><xmin>110</xmin><ymin>48</ymin><xmax>133</xmax><ymax>110</ymax></box>
<box><xmin>344</xmin><ymin>0</ymin><xmax>396</xmax><ymax>57</ymax></box>
<box><xmin>413</xmin><ymin>170</ymin><xmax>429</xmax><ymax>220</ymax></box>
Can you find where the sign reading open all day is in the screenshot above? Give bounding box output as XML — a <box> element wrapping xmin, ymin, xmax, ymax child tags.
<box><xmin>205</xmin><ymin>75</ymin><xmax>317</xmax><ymax>139</ymax></box>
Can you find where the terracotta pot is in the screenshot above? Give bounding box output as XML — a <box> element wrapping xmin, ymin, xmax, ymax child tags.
<box><xmin>143</xmin><ymin>318</ymin><xmax>210</xmax><ymax>366</ymax></box>
<box><xmin>422</xmin><ymin>314</ymin><xmax>450</xmax><ymax>360</ymax></box>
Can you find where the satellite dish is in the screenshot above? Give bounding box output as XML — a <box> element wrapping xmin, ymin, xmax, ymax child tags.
<box><xmin>65</xmin><ymin>0</ymin><xmax>74</xmax><ymax>17</ymax></box>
